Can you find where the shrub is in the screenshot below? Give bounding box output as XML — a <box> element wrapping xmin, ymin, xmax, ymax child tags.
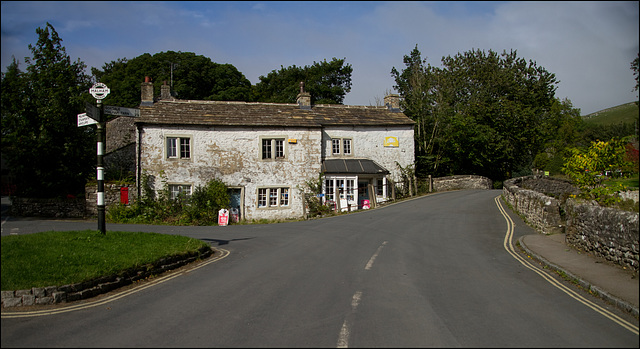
<box><xmin>107</xmin><ymin>178</ymin><xmax>229</xmax><ymax>226</ymax></box>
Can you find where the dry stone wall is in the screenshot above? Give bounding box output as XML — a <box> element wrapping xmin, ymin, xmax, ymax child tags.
<box><xmin>10</xmin><ymin>197</ymin><xmax>86</xmax><ymax>218</ymax></box>
<box><xmin>564</xmin><ymin>199</ymin><xmax>639</xmax><ymax>271</ymax></box>
<box><xmin>85</xmin><ymin>183</ymin><xmax>136</xmax><ymax>216</ymax></box>
<box><xmin>432</xmin><ymin>175</ymin><xmax>493</xmax><ymax>191</ymax></box>
<box><xmin>2</xmin><ymin>246</ymin><xmax>212</xmax><ymax>308</ymax></box>
<box><xmin>502</xmin><ymin>177</ymin><xmax>566</xmax><ymax>235</ymax></box>
<box><xmin>503</xmin><ymin>176</ymin><xmax>639</xmax><ymax>272</ymax></box>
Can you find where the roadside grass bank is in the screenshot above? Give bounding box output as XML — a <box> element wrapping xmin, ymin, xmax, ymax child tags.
<box><xmin>1</xmin><ymin>230</ymin><xmax>210</xmax><ymax>291</ymax></box>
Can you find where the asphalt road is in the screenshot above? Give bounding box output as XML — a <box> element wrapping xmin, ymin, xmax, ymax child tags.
<box><xmin>1</xmin><ymin>190</ymin><xmax>638</xmax><ymax>347</ymax></box>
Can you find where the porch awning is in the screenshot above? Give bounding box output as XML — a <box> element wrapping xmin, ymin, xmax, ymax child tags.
<box><xmin>321</xmin><ymin>159</ymin><xmax>389</xmax><ymax>175</ymax></box>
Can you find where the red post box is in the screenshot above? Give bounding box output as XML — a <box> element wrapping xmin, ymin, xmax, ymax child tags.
<box><xmin>120</xmin><ymin>187</ymin><xmax>129</xmax><ymax>205</ymax></box>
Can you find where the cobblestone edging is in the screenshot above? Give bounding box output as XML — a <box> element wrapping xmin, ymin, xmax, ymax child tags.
<box><xmin>1</xmin><ymin>246</ymin><xmax>213</xmax><ymax>308</ymax></box>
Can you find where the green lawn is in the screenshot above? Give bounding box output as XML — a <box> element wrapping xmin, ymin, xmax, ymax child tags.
<box><xmin>606</xmin><ymin>175</ymin><xmax>639</xmax><ymax>189</ymax></box>
<box><xmin>1</xmin><ymin>230</ymin><xmax>210</xmax><ymax>291</ymax></box>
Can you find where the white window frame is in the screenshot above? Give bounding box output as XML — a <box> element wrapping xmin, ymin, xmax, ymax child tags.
<box><xmin>257</xmin><ymin>187</ymin><xmax>290</xmax><ymax>208</ymax></box>
<box><xmin>330</xmin><ymin>137</ymin><xmax>353</xmax><ymax>156</ymax></box>
<box><xmin>325</xmin><ymin>179</ymin><xmax>335</xmax><ymax>201</ymax></box>
<box><xmin>261</xmin><ymin>137</ymin><xmax>286</xmax><ymax>160</ymax></box>
<box><xmin>169</xmin><ymin>184</ymin><xmax>192</xmax><ymax>200</ymax></box>
<box><xmin>166</xmin><ymin>136</ymin><xmax>191</xmax><ymax>159</ymax></box>
<box><xmin>323</xmin><ymin>175</ymin><xmax>358</xmax><ymax>209</ymax></box>
<box><xmin>343</xmin><ymin>139</ymin><xmax>352</xmax><ymax>156</ymax></box>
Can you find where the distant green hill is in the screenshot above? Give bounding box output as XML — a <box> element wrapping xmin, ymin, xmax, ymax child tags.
<box><xmin>582</xmin><ymin>102</ymin><xmax>639</xmax><ymax>126</ymax></box>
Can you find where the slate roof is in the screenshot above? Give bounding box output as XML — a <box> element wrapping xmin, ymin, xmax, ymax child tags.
<box><xmin>321</xmin><ymin>159</ymin><xmax>389</xmax><ymax>175</ymax></box>
<box><xmin>135</xmin><ymin>99</ymin><xmax>414</xmax><ymax>128</ymax></box>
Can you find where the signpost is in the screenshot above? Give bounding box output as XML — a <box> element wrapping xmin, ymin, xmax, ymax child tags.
<box><xmin>85</xmin><ymin>102</ymin><xmax>101</xmax><ymax>122</ymax></box>
<box><xmin>80</xmin><ymin>83</ymin><xmax>141</xmax><ymax>235</ymax></box>
<box><xmin>89</xmin><ymin>83</ymin><xmax>109</xmax><ymax>234</ymax></box>
<box><xmin>104</xmin><ymin>105</ymin><xmax>140</xmax><ymax>117</ymax></box>
<box><xmin>89</xmin><ymin>82</ymin><xmax>110</xmax><ymax>100</ymax></box>
<box><xmin>77</xmin><ymin>113</ymin><xmax>98</xmax><ymax>127</ymax></box>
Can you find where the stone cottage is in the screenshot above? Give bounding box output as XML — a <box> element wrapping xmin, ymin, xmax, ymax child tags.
<box><xmin>134</xmin><ymin>79</ymin><xmax>415</xmax><ymax>221</ymax></box>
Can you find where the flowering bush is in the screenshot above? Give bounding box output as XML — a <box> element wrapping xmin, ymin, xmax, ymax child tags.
<box><xmin>562</xmin><ymin>138</ymin><xmax>634</xmax><ymax>205</ymax></box>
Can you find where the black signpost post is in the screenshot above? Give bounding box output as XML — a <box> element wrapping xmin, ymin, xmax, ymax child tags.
<box><xmin>88</xmin><ymin>83</ymin><xmax>110</xmax><ymax>235</ymax></box>
<box><xmin>79</xmin><ymin>83</ymin><xmax>139</xmax><ymax>235</ymax></box>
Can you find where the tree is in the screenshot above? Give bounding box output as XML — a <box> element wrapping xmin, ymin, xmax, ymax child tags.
<box><xmin>391</xmin><ymin>46</ymin><xmax>434</xmax><ymax>173</ymax></box>
<box><xmin>1</xmin><ymin>23</ymin><xmax>94</xmax><ymax>198</ymax></box>
<box><xmin>253</xmin><ymin>58</ymin><xmax>353</xmax><ymax>104</ymax></box>
<box><xmin>91</xmin><ymin>51</ymin><xmax>253</xmax><ymax>109</ymax></box>
<box><xmin>532</xmin><ymin>98</ymin><xmax>585</xmax><ymax>175</ymax></box>
<box><xmin>562</xmin><ymin>138</ymin><xmax>633</xmax><ymax>206</ymax></box>
<box><xmin>392</xmin><ymin>47</ymin><xmax>565</xmax><ymax>181</ymax></box>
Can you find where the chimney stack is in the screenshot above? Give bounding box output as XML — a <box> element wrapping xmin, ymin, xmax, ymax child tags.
<box><xmin>141</xmin><ymin>76</ymin><xmax>154</xmax><ymax>106</ymax></box>
<box><xmin>296</xmin><ymin>81</ymin><xmax>311</xmax><ymax>109</ymax></box>
<box><xmin>160</xmin><ymin>80</ymin><xmax>173</xmax><ymax>100</ymax></box>
<box><xmin>384</xmin><ymin>94</ymin><xmax>400</xmax><ymax>112</ymax></box>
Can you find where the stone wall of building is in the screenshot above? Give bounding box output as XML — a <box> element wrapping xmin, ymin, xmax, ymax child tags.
<box><xmin>138</xmin><ymin>125</ymin><xmax>324</xmax><ymax>222</ymax></box>
<box><xmin>322</xmin><ymin>125</ymin><xmax>415</xmax><ymax>185</ymax></box>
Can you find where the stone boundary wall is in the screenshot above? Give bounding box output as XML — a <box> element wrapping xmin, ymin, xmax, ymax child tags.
<box><xmin>502</xmin><ymin>176</ymin><xmax>566</xmax><ymax>235</ymax></box>
<box><xmin>620</xmin><ymin>190</ymin><xmax>639</xmax><ymax>203</ymax></box>
<box><xmin>10</xmin><ymin>197</ymin><xmax>86</xmax><ymax>218</ymax></box>
<box><xmin>432</xmin><ymin>175</ymin><xmax>493</xmax><ymax>191</ymax></box>
<box><xmin>85</xmin><ymin>183</ymin><xmax>137</xmax><ymax>217</ymax></box>
<box><xmin>1</xmin><ymin>246</ymin><xmax>212</xmax><ymax>308</ymax></box>
<box><xmin>564</xmin><ymin>199</ymin><xmax>639</xmax><ymax>271</ymax></box>
<box><xmin>503</xmin><ymin>175</ymin><xmax>639</xmax><ymax>272</ymax></box>
<box><xmin>8</xmin><ymin>183</ymin><xmax>137</xmax><ymax>218</ymax></box>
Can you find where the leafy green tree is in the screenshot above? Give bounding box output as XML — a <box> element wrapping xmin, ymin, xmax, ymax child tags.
<box><xmin>1</xmin><ymin>23</ymin><xmax>94</xmax><ymax>198</ymax></box>
<box><xmin>390</xmin><ymin>46</ymin><xmax>442</xmax><ymax>175</ymax></box>
<box><xmin>562</xmin><ymin>138</ymin><xmax>633</xmax><ymax>206</ymax></box>
<box><xmin>253</xmin><ymin>58</ymin><xmax>353</xmax><ymax>104</ymax></box>
<box><xmin>532</xmin><ymin>98</ymin><xmax>585</xmax><ymax>175</ymax></box>
<box><xmin>91</xmin><ymin>51</ymin><xmax>253</xmax><ymax>109</ymax></box>
<box><xmin>562</xmin><ymin>139</ymin><xmax>632</xmax><ymax>189</ymax></box>
<box><xmin>392</xmin><ymin>47</ymin><xmax>565</xmax><ymax>181</ymax></box>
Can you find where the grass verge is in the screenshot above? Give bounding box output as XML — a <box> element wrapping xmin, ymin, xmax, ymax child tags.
<box><xmin>1</xmin><ymin>230</ymin><xmax>210</xmax><ymax>291</ymax></box>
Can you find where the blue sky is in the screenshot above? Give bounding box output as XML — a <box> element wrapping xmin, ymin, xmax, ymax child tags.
<box><xmin>1</xmin><ymin>1</ymin><xmax>638</xmax><ymax>115</ymax></box>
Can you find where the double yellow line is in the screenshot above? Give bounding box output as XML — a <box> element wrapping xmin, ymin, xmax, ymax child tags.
<box><xmin>1</xmin><ymin>248</ymin><xmax>230</xmax><ymax>319</ymax></box>
<box><xmin>494</xmin><ymin>196</ymin><xmax>638</xmax><ymax>335</ymax></box>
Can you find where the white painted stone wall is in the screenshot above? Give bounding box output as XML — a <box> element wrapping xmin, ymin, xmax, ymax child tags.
<box><xmin>139</xmin><ymin>125</ymin><xmax>322</xmax><ymax>221</ymax></box>
<box><xmin>322</xmin><ymin>125</ymin><xmax>415</xmax><ymax>183</ymax></box>
<box><xmin>138</xmin><ymin>123</ymin><xmax>414</xmax><ymax>221</ymax></box>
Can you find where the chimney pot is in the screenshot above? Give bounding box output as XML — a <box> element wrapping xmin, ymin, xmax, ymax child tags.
<box><xmin>296</xmin><ymin>81</ymin><xmax>311</xmax><ymax>110</ymax></box>
<box><xmin>160</xmin><ymin>82</ymin><xmax>172</xmax><ymax>100</ymax></box>
<box><xmin>141</xmin><ymin>77</ymin><xmax>154</xmax><ymax>106</ymax></box>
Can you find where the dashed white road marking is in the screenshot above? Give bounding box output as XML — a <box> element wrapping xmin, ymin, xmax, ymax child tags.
<box><xmin>337</xmin><ymin>240</ymin><xmax>389</xmax><ymax>348</ymax></box>
<box><xmin>365</xmin><ymin>241</ymin><xmax>387</xmax><ymax>270</ymax></box>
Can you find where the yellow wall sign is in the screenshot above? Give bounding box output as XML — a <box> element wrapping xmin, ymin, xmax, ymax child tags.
<box><xmin>384</xmin><ymin>136</ymin><xmax>399</xmax><ymax>147</ymax></box>
<box><xmin>288</xmin><ymin>139</ymin><xmax>297</xmax><ymax>144</ymax></box>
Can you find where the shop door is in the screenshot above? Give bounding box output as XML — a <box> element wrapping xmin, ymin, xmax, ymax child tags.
<box><xmin>228</xmin><ymin>188</ymin><xmax>243</xmax><ymax>222</ymax></box>
<box><xmin>358</xmin><ymin>180</ymin><xmax>369</xmax><ymax>209</ymax></box>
